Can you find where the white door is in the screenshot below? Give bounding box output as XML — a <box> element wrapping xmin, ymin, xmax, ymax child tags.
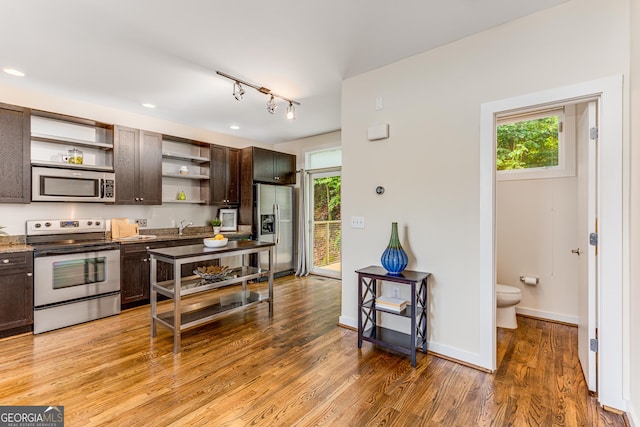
<box><xmin>577</xmin><ymin>100</ymin><xmax>598</xmax><ymax>392</ymax></box>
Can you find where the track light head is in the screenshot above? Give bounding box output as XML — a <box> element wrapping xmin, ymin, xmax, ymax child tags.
<box><xmin>216</xmin><ymin>71</ymin><xmax>299</xmax><ymax>119</ymax></box>
<box><xmin>233</xmin><ymin>81</ymin><xmax>245</xmax><ymax>100</ymax></box>
<box><xmin>286</xmin><ymin>102</ymin><xmax>296</xmax><ymax>120</ymax></box>
<box><xmin>267</xmin><ymin>95</ymin><xmax>277</xmax><ymax>114</ymax></box>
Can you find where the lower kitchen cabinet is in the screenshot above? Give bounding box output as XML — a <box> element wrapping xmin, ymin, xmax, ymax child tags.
<box><xmin>0</xmin><ymin>251</ymin><xmax>33</xmax><ymax>337</ymax></box>
<box><xmin>120</xmin><ymin>241</ymin><xmax>174</xmax><ymax>308</ymax></box>
<box><xmin>120</xmin><ymin>239</ymin><xmax>221</xmax><ymax>309</ymax></box>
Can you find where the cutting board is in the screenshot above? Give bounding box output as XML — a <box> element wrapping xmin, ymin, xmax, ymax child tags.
<box><xmin>111</xmin><ymin>218</ymin><xmax>139</xmax><ymax>239</ymax></box>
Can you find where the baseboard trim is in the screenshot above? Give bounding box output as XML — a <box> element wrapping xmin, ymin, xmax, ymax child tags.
<box><xmin>516</xmin><ymin>306</ymin><xmax>578</xmax><ymax>325</ymax></box>
<box><xmin>427</xmin><ymin>350</ymin><xmax>492</xmax><ymax>374</ymax></box>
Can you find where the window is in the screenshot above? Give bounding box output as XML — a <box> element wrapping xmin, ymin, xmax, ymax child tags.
<box><xmin>496</xmin><ymin>107</ymin><xmax>575</xmax><ymax>180</ymax></box>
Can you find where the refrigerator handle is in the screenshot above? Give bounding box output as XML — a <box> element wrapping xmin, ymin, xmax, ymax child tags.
<box><xmin>274</xmin><ymin>203</ymin><xmax>280</xmax><ymax>245</ymax></box>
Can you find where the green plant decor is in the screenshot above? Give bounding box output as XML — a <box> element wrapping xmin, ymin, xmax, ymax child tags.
<box><xmin>0</xmin><ymin>226</ymin><xmax>8</xmax><ymax>236</ymax></box>
<box><xmin>210</xmin><ymin>219</ymin><xmax>222</xmax><ymax>227</ymax></box>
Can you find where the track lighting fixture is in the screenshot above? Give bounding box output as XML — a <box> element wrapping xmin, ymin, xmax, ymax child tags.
<box><xmin>267</xmin><ymin>95</ymin><xmax>277</xmax><ymax>114</ymax></box>
<box><xmin>286</xmin><ymin>102</ymin><xmax>296</xmax><ymax>120</ymax></box>
<box><xmin>233</xmin><ymin>81</ymin><xmax>245</xmax><ymax>100</ymax></box>
<box><xmin>216</xmin><ymin>70</ymin><xmax>300</xmax><ymax>120</ymax></box>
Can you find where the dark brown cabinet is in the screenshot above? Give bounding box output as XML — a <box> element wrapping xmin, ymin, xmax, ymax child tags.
<box><xmin>243</xmin><ymin>146</ymin><xmax>296</xmax><ymax>185</ymax></box>
<box><xmin>120</xmin><ymin>241</ymin><xmax>173</xmax><ymax>308</ymax></box>
<box><xmin>210</xmin><ymin>145</ymin><xmax>240</xmax><ymax>205</ymax></box>
<box><xmin>0</xmin><ymin>251</ymin><xmax>33</xmax><ymax>337</ymax></box>
<box><xmin>120</xmin><ymin>239</ymin><xmax>220</xmax><ymax>308</ymax></box>
<box><xmin>0</xmin><ymin>103</ymin><xmax>30</xmax><ymax>203</ymax></box>
<box><xmin>114</xmin><ymin>126</ymin><xmax>162</xmax><ymax>205</ymax></box>
<box><xmin>239</xmin><ymin>146</ymin><xmax>296</xmax><ymax>225</ymax></box>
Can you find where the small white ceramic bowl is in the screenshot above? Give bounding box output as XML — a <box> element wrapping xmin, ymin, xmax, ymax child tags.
<box><xmin>203</xmin><ymin>237</ymin><xmax>228</xmax><ymax>248</ymax></box>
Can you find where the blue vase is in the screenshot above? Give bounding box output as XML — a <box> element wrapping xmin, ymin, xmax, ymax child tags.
<box><xmin>381</xmin><ymin>222</ymin><xmax>408</xmax><ymax>275</ymax></box>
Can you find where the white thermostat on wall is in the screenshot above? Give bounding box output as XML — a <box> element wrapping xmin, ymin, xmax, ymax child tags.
<box><xmin>367</xmin><ymin>123</ymin><xmax>389</xmax><ymax>141</ymax></box>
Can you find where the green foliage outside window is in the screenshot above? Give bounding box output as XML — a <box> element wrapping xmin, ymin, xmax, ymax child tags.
<box><xmin>496</xmin><ymin>116</ymin><xmax>559</xmax><ymax>171</ymax></box>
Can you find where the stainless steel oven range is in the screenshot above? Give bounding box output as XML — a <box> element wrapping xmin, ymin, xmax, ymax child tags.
<box><xmin>26</xmin><ymin>218</ymin><xmax>120</xmax><ymax>334</ymax></box>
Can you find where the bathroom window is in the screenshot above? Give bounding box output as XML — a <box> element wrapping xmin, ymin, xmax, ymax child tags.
<box><xmin>496</xmin><ymin>106</ymin><xmax>575</xmax><ymax>181</ymax></box>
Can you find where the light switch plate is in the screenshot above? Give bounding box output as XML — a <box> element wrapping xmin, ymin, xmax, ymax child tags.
<box><xmin>351</xmin><ymin>216</ymin><xmax>365</xmax><ymax>229</ymax></box>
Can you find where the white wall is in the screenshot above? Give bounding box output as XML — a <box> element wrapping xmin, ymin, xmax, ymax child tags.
<box><xmin>0</xmin><ymin>83</ymin><xmax>261</xmax><ymax>235</ymax></box>
<box><xmin>497</xmin><ymin>177</ymin><xmax>579</xmax><ymax>324</ymax></box>
<box><xmin>340</xmin><ymin>0</ymin><xmax>630</xmax><ymax>374</ymax></box>
<box><xmin>628</xmin><ymin>0</ymin><xmax>640</xmax><ymax>423</ymax></box>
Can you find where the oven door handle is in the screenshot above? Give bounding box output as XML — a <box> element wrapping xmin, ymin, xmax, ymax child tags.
<box><xmin>34</xmin><ymin>245</ymin><xmax>120</xmax><ymax>257</ymax></box>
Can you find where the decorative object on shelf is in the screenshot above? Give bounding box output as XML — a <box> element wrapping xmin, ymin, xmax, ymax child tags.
<box><xmin>67</xmin><ymin>147</ymin><xmax>83</xmax><ymax>164</ymax></box>
<box><xmin>177</xmin><ymin>191</ymin><xmax>186</xmax><ymax>200</ymax></box>
<box><xmin>216</xmin><ymin>71</ymin><xmax>300</xmax><ymax>120</ymax></box>
<box><xmin>376</xmin><ymin>186</ymin><xmax>385</xmax><ymax>195</ymax></box>
<box><xmin>0</xmin><ymin>225</ymin><xmax>7</xmax><ymax>236</ymax></box>
<box><xmin>210</xmin><ymin>218</ymin><xmax>222</xmax><ymax>234</ymax></box>
<box><xmin>380</xmin><ymin>222</ymin><xmax>408</xmax><ymax>275</ymax></box>
<box><xmin>179</xmin><ymin>165</ymin><xmax>189</xmax><ymax>175</ymax></box>
<box><xmin>194</xmin><ymin>265</ymin><xmax>231</xmax><ymax>281</ymax></box>
<box><xmin>218</xmin><ymin>208</ymin><xmax>238</xmax><ymax>232</ymax></box>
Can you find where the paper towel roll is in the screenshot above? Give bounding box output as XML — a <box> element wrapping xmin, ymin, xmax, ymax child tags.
<box><xmin>521</xmin><ymin>276</ymin><xmax>538</xmax><ymax>285</ymax></box>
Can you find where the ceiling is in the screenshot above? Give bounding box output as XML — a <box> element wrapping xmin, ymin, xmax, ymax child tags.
<box><xmin>1</xmin><ymin>0</ymin><xmax>567</xmax><ymax>144</ymax></box>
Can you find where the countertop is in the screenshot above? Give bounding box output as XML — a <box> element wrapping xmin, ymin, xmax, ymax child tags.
<box><xmin>148</xmin><ymin>240</ymin><xmax>274</xmax><ymax>259</ymax></box>
<box><xmin>0</xmin><ymin>225</ymin><xmax>252</xmax><ymax>252</ymax></box>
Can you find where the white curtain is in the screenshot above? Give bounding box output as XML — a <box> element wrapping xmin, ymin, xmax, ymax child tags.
<box><xmin>295</xmin><ymin>169</ymin><xmax>310</xmax><ymax>276</ymax></box>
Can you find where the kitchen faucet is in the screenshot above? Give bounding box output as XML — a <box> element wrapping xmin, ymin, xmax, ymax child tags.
<box><xmin>178</xmin><ymin>219</ymin><xmax>193</xmax><ymax>236</ymax></box>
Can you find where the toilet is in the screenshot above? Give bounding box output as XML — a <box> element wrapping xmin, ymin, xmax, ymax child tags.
<box><xmin>496</xmin><ymin>284</ymin><xmax>522</xmax><ymax>329</ymax></box>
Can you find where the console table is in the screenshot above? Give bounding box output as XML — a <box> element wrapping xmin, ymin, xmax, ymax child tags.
<box><xmin>356</xmin><ymin>266</ymin><xmax>430</xmax><ymax>366</ymax></box>
<box><xmin>149</xmin><ymin>240</ymin><xmax>275</xmax><ymax>353</ymax></box>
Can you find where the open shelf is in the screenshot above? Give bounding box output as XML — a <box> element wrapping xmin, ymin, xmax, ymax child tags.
<box><xmin>155</xmin><ymin>291</ymin><xmax>268</xmax><ymax>332</ymax></box>
<box><xmin>162</xmin><ymin>173</ymin><xmax>210</xmax><ymax>180</ymax></box>
<box><xmin>154</xmin><ymin>266</ymin><xmax>267</xmax><ymax>297</ymax></box>
<box><xmin>31</xmin><ymin>160</ymin><xmax>114</xmax><ymax>172</ymax></box>
<box><xmin>162</xmin><ymin>151</ymin><xmax>209</xmax><ymax>163</ymax></box>
<box><xmin>32</xmin><ymin>133</ymin><xmax>114</xmax><ymax>150</ymax></box>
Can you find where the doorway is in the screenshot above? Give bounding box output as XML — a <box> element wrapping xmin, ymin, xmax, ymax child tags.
<box><xmin>480</xmin><ymin>75</ymin><xmax>623</xmax><ymax>409</ymax></box>
<box><xmin>494</xmin><ymin>100</ymin><xmax>597</xmax><ymax>392</ymax></box>
<box><xmin>309</xmin><ymin>168</ymin><xmax>342</xmax><ymax>278</ymax></box>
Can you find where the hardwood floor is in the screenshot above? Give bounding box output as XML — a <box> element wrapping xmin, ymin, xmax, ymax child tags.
<box><xmin>0</xmin><ymin>275</ymin><xmax>626</xmax><ymax>426</ymax></box>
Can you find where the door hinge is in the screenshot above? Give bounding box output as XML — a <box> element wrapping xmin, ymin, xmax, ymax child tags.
<box><xmin>590</xmin><ymin>127</ymin><xmax>599</xmax><ymax>140</ymax></box>
<box><xmin>589</xmin><ymin>232</ymin><xmax>598</xmax><ymax>246</ymax></box>
<box><xmin>590</xmin><ymin>338</ymin><xmax>598</xmax><ymax>352</ymax></box>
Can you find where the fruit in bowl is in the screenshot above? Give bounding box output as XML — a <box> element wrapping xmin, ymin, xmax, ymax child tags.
<box><xmin>203</xmin><ymin>235</ymin><xmax>228</xmax><ymax>247</ymax></box>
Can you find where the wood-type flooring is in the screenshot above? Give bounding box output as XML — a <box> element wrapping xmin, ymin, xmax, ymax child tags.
<box><xmin>0</xmin><ymin>275</ymin><xmax>627</xmax><ymax>426</ymax></box>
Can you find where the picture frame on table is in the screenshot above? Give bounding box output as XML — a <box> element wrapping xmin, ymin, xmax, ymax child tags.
<box><xmin>218</xmin><ymin>208</ymin><xmax>238</xmax><ymax>232</ymax></box>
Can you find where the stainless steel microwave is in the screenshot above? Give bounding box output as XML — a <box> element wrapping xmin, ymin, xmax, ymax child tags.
<box><xmin>32</xmin><ymin>167</ymin><xmax>115</xmax><ymax>202</ymax></box>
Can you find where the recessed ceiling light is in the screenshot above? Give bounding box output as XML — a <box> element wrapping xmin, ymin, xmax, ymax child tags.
<box><xmin>3</xmin><ymin>68</ymin><xmax>25</xmax><ymax>77</ymax></box>
<box><xmin>229</xmin><ymin>125</ymin><xmax>240</xmax><ymax>130</ymax></box>
<box><xmin>141</xmin><ymin>103</ymin><xmax>156</xmax><ymax>109</ymax></box>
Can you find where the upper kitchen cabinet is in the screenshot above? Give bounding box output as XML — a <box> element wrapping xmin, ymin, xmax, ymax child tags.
<box><xmin>161</xmin><ymin>136</ymin><xmax>210</xmax><ymax>204</ymax></box>
<box><xmin>210</xmin><ymin>144</ymin><xmax>240</xmax><ymax>206</ymax></box>
<box><xmin>114</xmin><ymin>126</ymin><xmax>162</xmax><ymax>205</ymax></box>
<box><xmin>0</xmin><ymin>103</ymin><xmax>30</xmax><ymax>203</ymax></box>
<box><xmin>30</xmin><ymin>110</ymin><xmax>114</xmax><ymax>171</ymax></box>
<box><xmin>242</xmin><ymin>146</ymin><xmax>296</xmax><ymax>185</ymax></box>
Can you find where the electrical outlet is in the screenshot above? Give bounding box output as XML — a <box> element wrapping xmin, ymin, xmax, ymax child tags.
<box><xmin>351</xmin><ymin>216</ymin><xmax>365</xmax><ymax>229</ymax></box>
<box><xmin>135</xmin><ymin>219</ymin><xmax>147</xmax><ymax>227</ymax></box>
<box><xmin>392</xmin><ymin>287</ymin><xmax>400</xmax><ymax>299</ymax></box>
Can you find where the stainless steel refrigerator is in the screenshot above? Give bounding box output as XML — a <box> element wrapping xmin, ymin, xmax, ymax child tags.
<box><xmin>255</xmin><ymin>183</ymin><xmax>294</xmax><ymax>276</ymax></box>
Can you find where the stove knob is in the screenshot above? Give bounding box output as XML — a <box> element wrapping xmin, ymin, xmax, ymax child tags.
<box><xmin>45</xmin><ymin>222</ymin><xmax>51</xmax><ymax>227</ymax></box>
<box><xmin>34</xmin><ymin>223</ymin><xmax>42</xmax><ymax>228</ymax></box>
<box><xmin>95</xmin><ymin>221</ymin><xmax>101</xmax><ymax>226</ymax></box>
<box><xmin>87</xmin><ymin>221</ymin><xmax>93</xmax><ymax>226</ymax></box>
